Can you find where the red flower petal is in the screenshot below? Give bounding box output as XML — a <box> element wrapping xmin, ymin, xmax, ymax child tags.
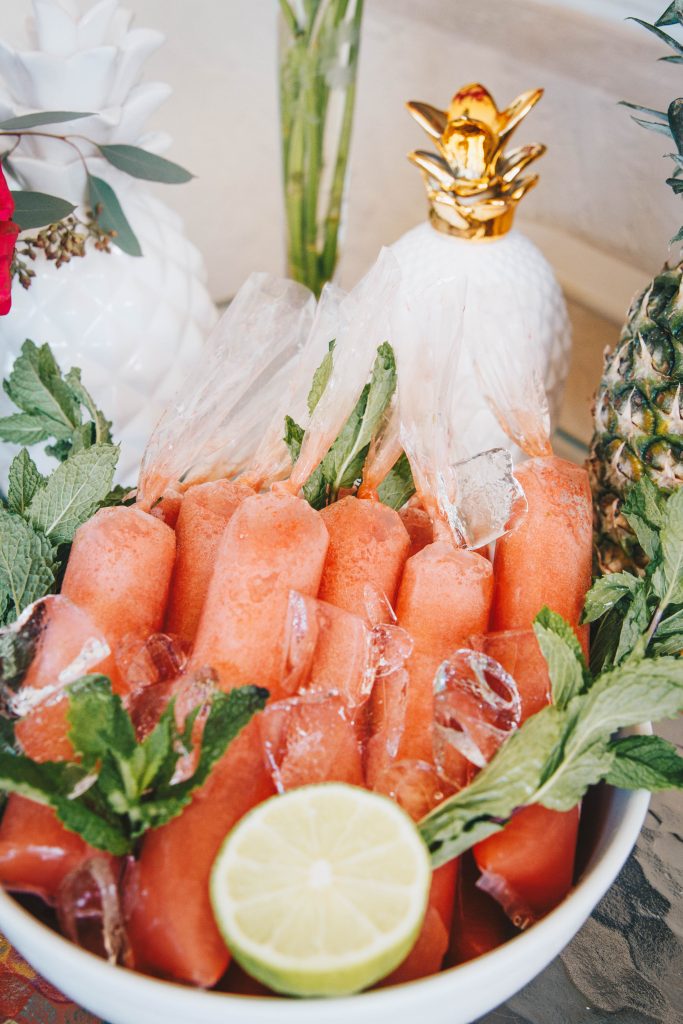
<box><xmin>0</xmin><ymin>164</ymin><xmax>14</xmax><ymax>221</ymax></box>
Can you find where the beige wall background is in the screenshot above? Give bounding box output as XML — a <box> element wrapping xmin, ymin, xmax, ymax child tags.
<box><xmin>1</xmin><ymin>0</ymin><xmax>677</xmax><ymax>316</ymax></box>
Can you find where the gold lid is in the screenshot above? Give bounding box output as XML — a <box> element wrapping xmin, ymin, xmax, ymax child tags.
<box><xmin>407</xmin><ymin>83</ymin><xmax>546</xmax><ymax>240</ymax></box>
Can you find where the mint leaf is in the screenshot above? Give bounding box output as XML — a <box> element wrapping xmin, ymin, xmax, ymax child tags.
<box><xmin>652</xmin><ymin>488</ymin><xmax>683</xmax><ymax>606</ymax></box>
<box><xmin>613</xmin><ymin>582</ymin><xmax>651</xmax><ymax>664</ymax></box>
<box><xmin>651</xmin><ymin>606</ymin><xmax>683</xmax><ymax>655</ymax></box>
<box><xmin>52</xmin><ymin>794</ymin><xmax>130</xmax><ymax>856</ymax></box>
<box><xmin>590</xmin><ymin>603</ymin><xmax>629</xmax><ymax>674</ymax></box>
<box><xmin>622</xmin><ymin>477</ymin><xmax>666</xmax><ymax>562</ymax></box>
<box><xmin>533</xmin><ymin>608</ymin><xmax>587</xmax><ymax>709</ymax></box>
<box><xmin>28</xmin><ymin>444</ymin><xmax>118</xmax><ymax>545</ymax></box>
<box><xmin>7</xmin><ymin>450</ymin><xmax>44</xmax><ymax>516</ymax></box>
<box><xmin>0</xmin><ymin>676</ymin><xmax>269</xmax><ymax>854</ymax></box>
<box><xmin>420</xmin><ymin>708</ymin><xmax>565</xmax><ymax>865</ymax></box>
<box><xmin>582</xmin><ymin>571</ymin><xmax>643</xmax><ymax>624</ymax></box>
<box><xmin>535</xmin><ymin>656</ymin><xmax>683</xmax><ymax>812</ymax></box>
<box><xmin>377</xmin><ymin>452</ymin><xmax>416</xmax><ymax>510</ymax></box>
<box><xmin>0</xmin><ymin>510</ymin><xmax>55</xmax><ymax>622</ymax></box>
<box><xmin>63</xmin><ymin>367</ymin><xmax>113</xmax><ymax>447</ymax></box>
<box><xmin>307</xmin><ymin>340</ymin><xmax>335</xmax><ymax>415</ymax></box>
<box><xmin>0</xmin><ymin>599</ymin><xmax>47</xmax><ymax>694</ymax></box>
<box><xmin>606</xmin><ymin>734</ymin><xmax>683</xmax><ymax>790</ymax></box>
<box><xmin>420</xmin><ymin>641</ymin><xmax>683</xmax><ymax>867</ymax></box>
<box><xmin>320</xmin><ymin>383</ymin><xmax>371</xmax><ymax>496</ymax></box>
<box><xmin>0</xmin><ymin>413</ymin><xmax>53</xmax><ymax>446</ymax></box>
<box><xmin>1</xmin><ymin>340</ymin><xmax>80</xmax><ymax>444</ymax></box>
<box><xmin>0</xmin><ymin>752</ymin><xmax>86</xmax><ymax>808</ymax></box>
<box><xmin>66</xmin><ymin>675</ymin><xmax>136</xmax><ymax>771</ymax></box>
<box><xmin>320</xmin><ymin>342</ymin><xmax>397</xmax><ymax>501</ymax></box>
<box><xmin>283</xmin><ymin>415</ymin><xmax>305</xmax><ymax>464</ymax></box>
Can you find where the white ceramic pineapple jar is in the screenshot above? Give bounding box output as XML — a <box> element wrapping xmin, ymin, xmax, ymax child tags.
<box><xmin>391</xmin><ymin>83</ymin><xmax>570</xmax><ymax>460</ymax></box>
<box><xmin>0</xmin><ymin>0</ymin><xmax>217</xmax><ymax>484</ymax></box>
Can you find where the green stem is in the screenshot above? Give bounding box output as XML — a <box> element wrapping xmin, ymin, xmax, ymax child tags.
<box><xmin>279</xmin><ymin>0</ymin><xmax>363</xmax><ymax>295</ymax></box>
<box><xmin>321</xmin><ymin>0</ymin><xmax>362</xmax><ymax>284</ymax></box>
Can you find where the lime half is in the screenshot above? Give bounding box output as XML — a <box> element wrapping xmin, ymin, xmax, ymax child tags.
<box><xmin>210</xmin><ymin>782</ymin><xmax>431</xmax><ymax>997</ymax></box>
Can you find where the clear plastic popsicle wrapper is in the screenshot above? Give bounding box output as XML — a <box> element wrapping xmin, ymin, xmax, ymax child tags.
<box><xmin>286</xmin><ymin>248</ymin><xmax>401</xmax><ymax>494</ymax></box>
<box><xmin>246</xmin><ymin>281</ymin><xmax>348</xmax><ymax>489</ymax></box>
<box><xmin>137</xmin><ymin>273</ymin><xmax>315</xmax><ymax>510</ymax></box>
<box><xmin>391</xmin><ymin>281</ymin><xmax>527</xmax><ymax>549</ymax></box>
<box><xmin>468</xmin><ymin>279</ymin><xmax>553</xmax><ymax>459</ymax></box>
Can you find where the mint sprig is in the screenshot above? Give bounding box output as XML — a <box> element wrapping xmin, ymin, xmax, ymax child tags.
<box><xmin>0</xmin><ymin>340</ymin><xmax>113</xmax><ymax>461</ymax></box>
<box><xmin>285</xmin><ymin>341</ymin><xmax>416</xmax><ymax>508</ymax></box>
<box><xmin>420</xmin><ymin>648</ymin><xmax>683</xmax><ymax>867</ymax></box>
<box><xmin>0</xmin><ymin>342</ymin><xmax>128</xmax><ymax>625</ymax></box>
<box><xmin>0</xmin><ymin>675</ymin><xmax>269</xmax><ymax>855</ymax></box>
<box><xmin>583</xmin><ymin>479</ymin><xmax>683</xmax><ymax>671</ymax></box>
<box><xmin>420</xmin><ymin>479</ymin><xmax>683</xmax><ymax>868</ymax></box>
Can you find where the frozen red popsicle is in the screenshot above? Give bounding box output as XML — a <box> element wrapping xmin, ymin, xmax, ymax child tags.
<box><xmin>61</xmin><ymin>506</ymin><xmax>176</xmax><ymax>694</ymax></box>
<box><xmin>474</xmin><ymin>803</ymin><xmax>581</xmax><ymax>926</ymax></box>
<box><xmin>318</xmin><ymin>496</ymin><xmax>410</xmax><ymax>620</ymax></box>
<box><xmin>191</xmin><ymin>492</ymin><xmax>329</xmax><ymax>697</ymax></box>
<box><xmin>0</xmin><ymin>599</ymin><xmax>110</xmax><ymax>901</ymax></box>
<box><xmin>165</xmin><ymin>479</ymin><xmax>254</xmax><ymax>645</ymax></box>
<box><xmin>125</xmin><ymin>721</ymin><xmax>274</xmax><ymax>987</ymax></box>
<box><xmin>491</xmin><ymin>456</ymin><xmax>592</xmax><ymax>632</ymax></box>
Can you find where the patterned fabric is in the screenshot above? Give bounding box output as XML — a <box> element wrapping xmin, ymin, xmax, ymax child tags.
<box><xmin>0</xmin><ymin>934</ymin><xmax>100</xmax><ymax>1024</ymax></box>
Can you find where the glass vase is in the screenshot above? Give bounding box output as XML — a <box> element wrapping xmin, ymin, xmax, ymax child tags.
<box><xmin>278</xmin><ymin>0</ymin><xmax>364</xmax><ymax>296</ymax></box>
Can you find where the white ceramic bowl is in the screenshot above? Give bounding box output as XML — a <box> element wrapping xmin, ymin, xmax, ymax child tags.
<box><xmin>0</xmin><ymin>779</ymin><xmax>650</xmax><ymax>1024</ymax></box>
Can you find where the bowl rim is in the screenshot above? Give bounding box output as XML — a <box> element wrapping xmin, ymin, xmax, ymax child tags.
<box><xmin>0</xmin><ymin>778</ymin><xmax>651</xmax><ymax>1019</ymax></box>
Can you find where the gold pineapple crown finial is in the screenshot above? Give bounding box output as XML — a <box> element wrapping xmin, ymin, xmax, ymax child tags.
<box><xmin>407</xmin><ymin>82</ymin><xmax>546</xmax><ymax>240</ymax></box>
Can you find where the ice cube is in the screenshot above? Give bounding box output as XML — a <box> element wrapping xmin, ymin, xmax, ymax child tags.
<box><xmin>56</xmin><ymin>856</ymin><xmax>129</xmax><ymax>965</ymax></box>
<box><xmin>364</xmin><ymin>667</ymin><xmax>409</xmax><ymax>789</ymax></box>
<box><xmin>1</xmin><ymin>596</ymin><xmax>110</xmax><ymax>720</ymax></box>
<box><xmin>363</xmin><ymin>583</ymin><xmax>397</xmax><ymax>628</ymax></box>
<box><xmin>433</xmin><ymin>649</ymin><xmax>521</xmax><ymax>784</ymax></box>
<box><xmin>466</xmin><ymin>629</ymin><xmax>551</xmax><ymax>722</ymax></box>
<box><xmin>280</xmin><ymin>591</ymin><xmax>375</xmax><ymax>709</ymax></box>
<box><xmin>116</xmin><ymin>632</ymin><xmax>188</xmax><ymax>695</ymax></box>
<box><xmin>373</xmin><ymin>759</ymin><xmax>454</xmax><ymax>822</ymax></box>
<box><xmin>449</xmin><ymin>447</ymin><xmax>528</xmax><ymax>549</ymax></box>
<box><xmin>259</xmin><ymin>692</ymin><xmax>363</xmax><ymax>792</ymax></box>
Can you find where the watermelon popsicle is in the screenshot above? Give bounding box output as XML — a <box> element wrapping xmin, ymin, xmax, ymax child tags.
<box><xmin>0</xmin><ymin>598</ymin><xmax>110</xmax><ymax>901</ymax></box>
<box><xmin>0</xmin><ymin>504</ymin><xmax>176</xmax><ymax>901</ymax></box>
<box><xmin>318</xmin><ymin>496</ymin><xmax>410</xmax><ymax>621</ymax></box>
<box><xmin>165</xmin><ymin>479</ymin><xmax>254</xmax><ymax>645</ymax></box>
<box><xmin>60</xmin><ymin>506</ymin><xmax>176</xmax><ymax>694</ymax></box>
<box><xmin>126</xmin><ymin>491</ymin><xmax>329</xmax><ymax>987</ymax></box>
<box><xmin>191</xmin><ymin>491</ymin><xmax>329</xmax><ymax>694</ymax></box>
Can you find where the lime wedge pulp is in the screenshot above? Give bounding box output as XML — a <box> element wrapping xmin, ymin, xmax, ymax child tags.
<box><xmin>210</xmin><ymin>782</ymin><xmax>431</xmax><ymax>997</ymax></box>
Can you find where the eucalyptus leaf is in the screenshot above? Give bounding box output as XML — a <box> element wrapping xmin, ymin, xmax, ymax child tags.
<box><xmin>0</xmin><ymin>111</ymin><xmax>95</xmax><ymax>131</ymax></box>
<box><xmin>98</xmin><ymin>145</ymin><xmax>194</xmax><ymax>184</ymax></box>
<box><xmin>88</xmin><ymin>174</ymin><xmax>142</xmax><ymax>257</ymax></box>
<box><xmin>11</xmin><ymin>191</ymin><xmax>76</xmax><ymax>230</ymax></box>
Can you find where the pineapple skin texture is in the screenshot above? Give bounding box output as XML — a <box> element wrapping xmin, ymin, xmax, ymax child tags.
<box><xmin>588</xmin><ymin>265</ymin><xmax>683</xmax><ymax>573</ymax></box>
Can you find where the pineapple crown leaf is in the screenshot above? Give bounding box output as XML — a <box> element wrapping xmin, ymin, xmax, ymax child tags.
<box><xmin>627</xmin><ymin>7</ymin><xmax>683</xmax><ymax>243</ymax></box>
<box><xmin>657</xmin><ymin>1</ymin><xmax>683</xmax><ymax>26</ymax></box>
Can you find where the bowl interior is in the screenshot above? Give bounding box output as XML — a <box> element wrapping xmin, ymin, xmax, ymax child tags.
<box><xmin>0</xmin><ymin>778</ymin><xmax>650</xmax><ymax>1024</ymax></box>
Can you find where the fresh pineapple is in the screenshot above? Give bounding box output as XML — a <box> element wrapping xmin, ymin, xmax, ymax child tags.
<box><xmin>588</xmin><ymin>5</ymin><xmax>683</xmax><ymax>574</ymax></box>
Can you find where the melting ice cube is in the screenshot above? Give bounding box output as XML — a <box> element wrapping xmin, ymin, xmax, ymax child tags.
<box><xmin>433</xmin><ymin>649</ymin><xmax>521</xmax><ymax>784</ymax></box>
<box><xmin>373</xmin><ymin>759</ymin><xmax>453</xmax><ymax>822</ymax></box>
<box><xmin>448</xmin><ymin>447</ymin><xmax>528</xmax><ymax>549</ymax></box>
<box><xmin>56</xmin><ymin>856</ymin><xmax>129</xmax><ymax>965</ymax></box>
<box><xmin>259</xmin><ymin>692</ymin><xmax>363</xmax><ymax>792</ymax></box>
